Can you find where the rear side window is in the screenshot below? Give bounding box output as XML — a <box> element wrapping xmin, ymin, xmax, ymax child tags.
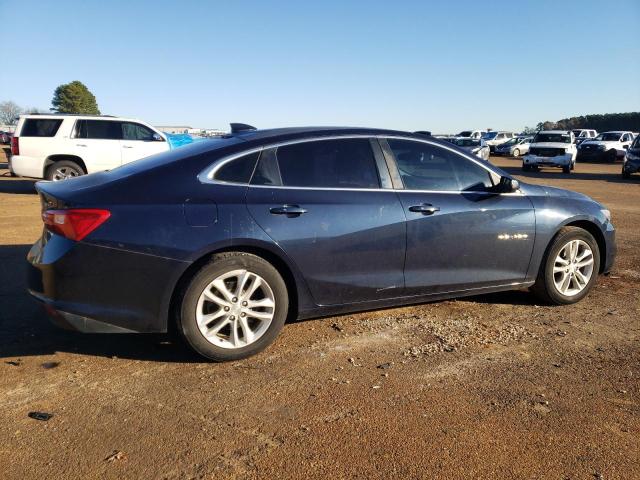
<box><xmin>388</xmin><ymin>139</ymin><xmax>493</xmax><ymax>192</ymax></box>
<box><xmin>20</xmin><ymin>119</ymin><xmax>63</xmax><ymax>137</ymax></box>
<box><xmin>262</xmin><ymin>138</ymin><xmax>380</xmax><ymax>189</ymax></box>
<box><xmin>213</xmin><ymin>151</ymin><xmax>260</xmax><ymax>183</ymax></box>
<box><xmin>76</xmin><ymin>120</ymin><xmax>122</xmax><ymax>140</ymax></box>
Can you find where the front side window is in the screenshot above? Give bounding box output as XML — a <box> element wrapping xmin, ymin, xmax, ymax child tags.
<box><xmin>213</xmin><ymin>151</ymin><xmax>260</xmax><ymax>183</ymax></box>
<box><xmin>20</xmin><ymin>119</ymin><xmax>63</xmax><ymax>137</ymax></box>
<box><xmin>388</xmin><ymin>139</ymin><xmax>494</xmax><ymax>192</ymax></box>
<box><xmin>122</xmin><ymin>122</ymin><xmax>156</xmax><ymax>141</ymax></box>
<box><xmin>77</xmin><ymin>120</ymin><xmax>122</xmax><ymax>140</ymax></box>
<box><xmin>260</xmin><ymin>138</ymin><xmax>380</xmax><ymax>189</ymax></box>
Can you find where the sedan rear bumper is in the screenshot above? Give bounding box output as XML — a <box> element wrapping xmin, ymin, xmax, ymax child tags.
<box><xmin>27</xmin><ymin>233</ymin><xmax>188</xmax><ymax>333</ymax></box>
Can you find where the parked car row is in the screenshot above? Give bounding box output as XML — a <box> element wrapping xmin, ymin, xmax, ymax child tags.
<box><xmin>0</xmin><ymin>130</ymin><xmax>13</xmax><ymax>144</ymax></box>
<box><xmin>622</xmin><ymin>134</ymin><xmax>640</xmax><ymax>179</ymax></box>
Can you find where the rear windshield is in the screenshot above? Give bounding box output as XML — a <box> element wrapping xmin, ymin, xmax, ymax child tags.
<box><xmin>596</xmin><ymin>133</ymin><xmax>622</xmax><ymax>141</ymax></box>
<box><xmin>20</xmin><ymin>118</ymin><xmax>63</xmax><ymax>137</ymax></box>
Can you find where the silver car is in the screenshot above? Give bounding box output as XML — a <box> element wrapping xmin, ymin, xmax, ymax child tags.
<box><xmin>495</xmin><ymin>136</ymin><xmax>533</xmax><ymax>157</ymax></box>
<box><xmin>450</xmin><ymin>137</ymin><xmax>490</xmax><ymax>160</ymax></box>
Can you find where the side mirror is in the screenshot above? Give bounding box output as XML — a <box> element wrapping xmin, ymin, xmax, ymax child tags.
<box><xmin>497</xmin><ymin>176</ymin><xmax>519</xmax><ymax>193</ymax></box>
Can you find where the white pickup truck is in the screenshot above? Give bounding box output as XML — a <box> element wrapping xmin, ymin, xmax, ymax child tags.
<box><xmin>9</xmin><ymin>114</ymin><xmax>169</xmax><ymax>181</ymax></box>
<box><xmin>522</xmin><ymin>130</ymin><xmax>577</xmax><ymax>174</ymax></box>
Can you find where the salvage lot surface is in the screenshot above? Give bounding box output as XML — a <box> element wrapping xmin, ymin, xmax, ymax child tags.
<box><xmin>0</xmin><ymin>148</ymin><xmax>638</xmax><ymax>479</ymax></box>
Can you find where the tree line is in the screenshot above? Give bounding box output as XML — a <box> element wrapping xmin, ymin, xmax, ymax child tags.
<box><xmin>1</xmin><ymin>81</ymin><xmax>99</xmax><ymax>125</ymax></box>
<box><xmin>535</xmin><ymin>112</ymin><xmax>640</xmax><ymax>132</ymax></box>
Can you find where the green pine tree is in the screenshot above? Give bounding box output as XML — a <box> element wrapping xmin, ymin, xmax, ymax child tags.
<box><xmin>51</xmin><ymin>81</ymin><xmax>100</xmax><ymax>114</ymax></box>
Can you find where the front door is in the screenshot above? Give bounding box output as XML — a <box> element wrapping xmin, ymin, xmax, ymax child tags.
<box><xmin>120</xmin><ymin>122</ymin><xmax>168</xmax><ymax>164</ymax></box>
<box><xmin>383</xmin><ymin>137</ymin><xmax>535</xmax><ymax>295</ymax></box>
<box><xmin>246</xmin><ymin>137</ymin><xmax>407</xmax><ymax>306</ymax></box>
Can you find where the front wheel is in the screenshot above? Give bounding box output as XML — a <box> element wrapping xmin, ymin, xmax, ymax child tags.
<box><xmin>178</xmin><ymin>252</ymin><xmax>289</xmax><ymax>361</ymax></box>
<box><xmin>622</xmin><ymin>168</ymin><xmax>631</xmax><ymax>179</ymax></box>
<box><xmin>532</xmin><ymin>227</ymin><xmax>600</xmax><ymax>305</ymax></box>
<box><xmin>562</xmin><ymin>165</ymin><xmax>571</xmax><ymax>174</ymax></box>
<box><xmin>607</xmin><ymin>149</ymin><xmax>617</xmax><ymax>163</ymax></box>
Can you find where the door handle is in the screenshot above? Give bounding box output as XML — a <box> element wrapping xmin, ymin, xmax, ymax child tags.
<box><xmin>409</xmin><ymin>204</ymin><xmax>440</xmax><ymax>215</ymax></box>
<box><xmin>122</xmin><ymin>145</ymin><xmax>134</xmax><ymax>149</ymax></box>
<box><xmin>269</xmin><ymin>205</ymin><xmax>308</xmax><ymax>216</ymax></box>
<box><xmin>76</xmin><ymin>144</ymin><xmax>87</xmax><ymax>147</ymax></box>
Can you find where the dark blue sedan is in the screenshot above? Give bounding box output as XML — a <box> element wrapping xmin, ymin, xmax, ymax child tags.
<box><xmin>27</xmin><ymin>126</ymin><xmax>616</xmax><ymax>360</ymax></box>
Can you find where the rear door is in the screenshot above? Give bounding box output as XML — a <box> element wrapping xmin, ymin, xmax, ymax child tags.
<box><xmin>74</xmin><ymin>120</ymin><xmax>122</xmax><ymax>172</ymax></box>
<box><xmin>120</xmin><ymin>122</ymin><xmax>168</xmax><ymax>164</ymax></box>
<box><xmin>382</xmin><ymin>137</ymin><xmax>535</xmax><ymax>295</ymax></box>
<box><xmin>246</xmin><ymin>137</ymin><xmax>406</xmax><ymax>306</ymax></box>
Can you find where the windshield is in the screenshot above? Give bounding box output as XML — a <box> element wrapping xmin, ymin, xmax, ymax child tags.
<box><xmin>458</xmin><ymin>131</ymin><xmax>473</xmax><ymax>137</ymax></box>
<box><xmin>631</xmin><ymin>135</ymin><xmax>640</xmax><ymax>149</ymax></box>
<box><xmin>572</xmin><ymin>130</ymin><xmax>585</xmax><ymax>136</ymax></box>
<box><xmin>452</xmin><ymin>138</ymin><xmax>481</xmax><ymax>147</ymax></box>
<box><xmin>482</xmin><ymin>132</ymin><xmax>497</xmax><ymax>140</ymax></box>
<box><xmin>533</xmin><ymin>133</ymin><xmax>571</xmax><ymax>144</ymax></box>
<box><xmin>501</xmin><ymin>138</ymin><xmax>518</xmax><ymax>146</ymax></box>
<box><xmin>595</xmin><ymin>133</ymin><xmax>622</xmax><ymax>142</ymax></box>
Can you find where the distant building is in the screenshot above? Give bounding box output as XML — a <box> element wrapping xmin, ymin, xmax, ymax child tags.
<box><xmin>155</xmin><ymin>126</ymin><xmax>192</xmax><ymax>134</ymax></box>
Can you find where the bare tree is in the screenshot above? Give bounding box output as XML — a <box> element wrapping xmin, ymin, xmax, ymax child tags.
<box><xmin>0</xmin><ymin>101</ymin><xmax>22</xmax><ymax>125</ymax></box>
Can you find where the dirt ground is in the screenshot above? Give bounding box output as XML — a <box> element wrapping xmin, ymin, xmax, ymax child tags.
<box><xmin>0</xmin><ymin>148</ymin><xmax>638</xmax><ymax>480</ymax></box>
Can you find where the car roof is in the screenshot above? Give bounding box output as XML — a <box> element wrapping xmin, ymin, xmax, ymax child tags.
<box><xmin>229</xmin><ymin>126</ymin><xmax>430</xmax><ymax>144</ymax></box>
<box><xmin>20</xmin><ymin>113</ymin><xmax>147</xmax><ymax>123</ymax></box>
<box><xmin>600</xmin><ymin>130</ymin><xmax>630</xmax><ymax>134</ymax></box>
<box><xmin>538</xmin><ymin>130</ymin><xmax>571</xmax><ymax>134</ymax></box>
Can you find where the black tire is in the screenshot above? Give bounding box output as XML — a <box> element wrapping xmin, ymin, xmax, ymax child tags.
<box><xmin>177</xmin><ymin>252</ymin><xmax>289</xmax><ymax>361</ymax></box>
<box><xmin>46</xmin><ymin>160</ymin><xmax>84</xmax><ymax>181</ymax></box>
<box><xmin>562</xmin><ymin>165</ymin><xmax>571</xmax><ymax>174</ymax></box>
<box><xmin>532</xmin><ymin>227</ymin><xmax>600</xmax><ymax>305</ymax></box>
<box><xmin>607</xmin><ymin>149</ymin><xmax>617</xmax><ymax>163</ymax></box>
<box><xmin>522</xmin><ymin>164</ymin><xmax>530</xmax><ymax>171</ymax></box>
<box><xmin>622</xmin><ymin>169</ymin><xmax>631</xmax><ymax>179</ymax></box>
<box><xmin>570</xmin><ymin>160</ymin><xmax>575</xmax><ymax>171</ymax></box>
<box><xmin>512</xmin><ymin>148</ymin><xmax>520</xmax><ymax>158</ymax></box>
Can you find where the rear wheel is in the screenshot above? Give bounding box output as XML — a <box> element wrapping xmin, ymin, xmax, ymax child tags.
<box><xmin>512</xmin><ymin>148</ymin><xmax>520</xmax><ymax>158</ymax></box>
<box><xmin>46</xmin><ymin>160</ymin><xmax>84</xmax><ymax>181</ymax></box>
<box><xmin>178</xmin><ymin>252</ymin><xmax>289</xmax><ymax>361</ymax></box>
<box><xmin>562</xmin><ymin>165</ymin><xmax>571</xmax><ymax>174</ymax></box>
<box><xmin>607</xmin><ymin>149</ymin><xmax>617</xmax><ymax>163</ymax></box>
<box><xmin>532</xmin><ymin>227</ymin><xmax>600</xmax><ymax>305</ymax></box>
<box><xmin>622</xmin><ymin>168</ymin><xmax>631</xmax><ymax>179</ymax></box>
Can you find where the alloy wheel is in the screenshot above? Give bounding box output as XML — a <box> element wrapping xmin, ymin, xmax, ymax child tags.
<box><xmin>195</xmin><ymin>269</ymin><xmax>275</xmax><ymax>349</ymax></box>
<box><xmin>552</xmin><ymin>239</ymin><xmax>594</xmax><ymax>297</ymax></box>
<box><xmin>52</xmin><ymin>167</ymin><xmax>81</xmax><ymax>181</ymax></box>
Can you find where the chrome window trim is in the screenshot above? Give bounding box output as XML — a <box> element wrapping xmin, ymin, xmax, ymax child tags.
<box><xmin>198</xmin><ymin>135</ymin><xmax>382</xmax><ymax>188</ymax></box>
<box><xmin>197</xmin><ymin>133</ymin><xmax>524</xmax><ymax>196</ymax></box>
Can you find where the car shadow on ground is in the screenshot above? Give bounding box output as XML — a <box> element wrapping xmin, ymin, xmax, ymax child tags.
<box><xmin>0</xmin><ymin>243</ymin><xmax>544</xmax><ymax>363</ymax></box>
<box><xmin>0</xmin><ymin>174</ymin><xmax>37</xmax><ymax>194</ymax></box>
<box><xmin>0</xmin><ymin>244</ymin><xmax>203</xmax><ymax>363</ymax></box>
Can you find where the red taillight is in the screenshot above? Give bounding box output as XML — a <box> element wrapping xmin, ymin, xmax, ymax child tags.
<box><xmin>42</xmin><ymin>209</ymin><xmax>111</xmax><ymax>241</ymax></box>
<box><xmin>11</xmin><ymin>136</ymin><xmax>19</xmax><ymax>155</ymax></box>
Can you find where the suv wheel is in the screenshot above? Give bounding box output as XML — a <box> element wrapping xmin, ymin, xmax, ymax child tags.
<box><xmin>47</xmin><ymin>160</ymin><xmax>84</xmax><ymax>181</ymax></box>
<box><xmin>607</xmin><ymin>149</ymin><xmax>617</xmax><ymax>163</ymax></box>
<box><xmin>622</xmin><ymin>167</ymin><xmax>631</xmax><ymax>179</ymax></box>
<box><xmin>532</xmin><ymin>227</ymin><xmax>600</xmax><ymax>305</ymax></box>
<box><xmin>178</xmin><ymin>252</ymin><xmax>289</xmax><ymax>361</ymax></box>
<box><xmin>562</xmin><ymin>165</ymin><xmax>571</xmax><ymax>174</ymax></box>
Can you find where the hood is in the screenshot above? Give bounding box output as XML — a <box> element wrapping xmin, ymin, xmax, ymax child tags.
<box><xmin>539</xmin><ymin>185</ymin><xmax>595</xmax><ymax>202</ymax></box>
<box><xmin>582</xmin><ymin>140</ymin><xmax>616</xmax><ymax>147</ymax></box>
<box><xmin>529</xmin><ymin>142</ymin><xmax>570</xmax><ymax>149</ymax></box>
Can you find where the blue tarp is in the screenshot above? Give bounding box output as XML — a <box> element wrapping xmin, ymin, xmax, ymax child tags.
<box><xmin>164</xmin><ymin>133</ymin><xmax>206</xmax><ymax>149</ymax></box>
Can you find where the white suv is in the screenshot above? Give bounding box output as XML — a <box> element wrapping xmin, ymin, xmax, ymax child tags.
<box><xmin>9</xmin><ymin>114</ymin><xmax>169</xmax><ymax>181</ymax></box>
<box><xmin>523</xmin><ymin>130</ymin><xmax>577</xmax><ymax>173</ymax></box>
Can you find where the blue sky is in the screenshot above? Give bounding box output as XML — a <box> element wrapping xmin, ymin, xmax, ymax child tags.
<box><xmin>1</xmin><ymin>0</ymin><xmax>639</xmax><ymax>132</ymax></box>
